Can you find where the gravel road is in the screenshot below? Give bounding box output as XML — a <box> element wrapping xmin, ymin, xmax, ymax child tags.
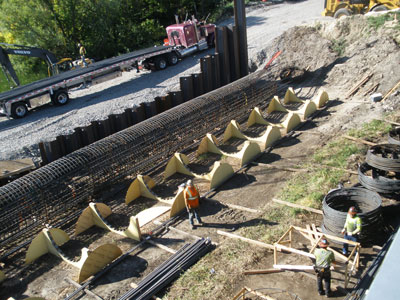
<box><xmin>0</xmin><ymin>0</ymin><xmax>325</xmax><ymax>161</ymax></box>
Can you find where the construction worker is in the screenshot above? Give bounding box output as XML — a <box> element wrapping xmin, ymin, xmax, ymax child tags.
<box><xmin>77</xmin><ymin>43</ymin><xmax>88</xmax><ymax>67</ymax></box>
<box><xmin>314</xmin><ymin>238</ymin><xmax>336</xmax><ymax>297</ymax></box>
<box><xmin>184</xmin><ymin>179</ymin><xmax>202</xmax><ymax>229</ymax></box>
<box><xmin>341</xmin><ymin>206</ymin><xmax>361</xmax><ymax>255</ymax></box>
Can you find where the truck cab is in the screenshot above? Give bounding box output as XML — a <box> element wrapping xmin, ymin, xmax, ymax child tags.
<box><xmin>166</xmin><ymin>19</ymin><xmax>215</xmax><ymax>49</ymax></box>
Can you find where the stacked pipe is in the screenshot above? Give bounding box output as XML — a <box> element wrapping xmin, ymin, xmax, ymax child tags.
<box><xmin>0</xmin><ymin>70</ymin><xmax>276</xmax><ymax>258</ymax></box>
<box><xmin>322</xmin><ymin>187</ymin><xmax>383</xmax><ymax>243</ymax></box>
<box><xmin>118</xmin><ymin>238</ymin><xmax>213</xmax><ymax>300</ymax></box>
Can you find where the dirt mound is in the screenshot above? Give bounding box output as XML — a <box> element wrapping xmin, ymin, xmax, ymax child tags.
<box><xmin>257</xmin><ymin>13</ymin><xmax>400</xmax><ymax>104</ymax></box>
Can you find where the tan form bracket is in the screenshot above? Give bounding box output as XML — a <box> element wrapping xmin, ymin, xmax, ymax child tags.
<box><xmin>197</xmin><ymin>133</ymin><xmax>262</xmax><ymax>165</ymax></box>
<box><xmin>25</xmin><ymin>228</ymin><xmax>122</xmax><ymax>283</ymax></box>
<box><xmin>75</xmin><ymin>202</ymin><xmax>141</xmax><ymax>241</ymax></box>
<box><xmin>164</xmin><ymin>153</ymin><xmax>234</xmax><ymax>189</ymax></box>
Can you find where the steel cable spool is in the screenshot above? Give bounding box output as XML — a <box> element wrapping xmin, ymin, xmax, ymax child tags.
<box><xmin>322</xmin><ymin>187</ymin><xmax>383</xmax><ymax>244</ymax></box>
<box><xmin>365</xmin><ymin>144</ymin><xmax>400</xmax><ymax>172</ymax></box>
<box><xmin>388</xmin><ymin>127</ymin><xmax>400</xmax><ymax>145</ymax></box>
<box><xmin>358</xmin><ymin>162</ymin><xmax>400</xmax><ymax>194</ymax></box>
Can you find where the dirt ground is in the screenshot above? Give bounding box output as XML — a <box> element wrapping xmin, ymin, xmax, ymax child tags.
<box><xmin>1</xmin><ymin>12</ymin><xmax>400</xmax><ymax>300</ymax></box>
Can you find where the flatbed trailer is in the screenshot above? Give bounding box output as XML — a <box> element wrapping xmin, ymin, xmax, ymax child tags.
<box><xmin>0</xmin><ymin>45</ymin><xmax>176</xmax><ymax>118</ymax></box>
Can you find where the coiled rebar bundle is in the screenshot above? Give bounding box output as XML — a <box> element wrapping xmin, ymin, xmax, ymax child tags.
<box><xmin>322</xmin><ymin>187</ymin><xmax>383</xmax><ymax>243</ymax></box>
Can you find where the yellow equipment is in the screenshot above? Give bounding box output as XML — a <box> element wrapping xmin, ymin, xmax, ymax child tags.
<box><xmin>323</xmin><ymin>0</ymin><xmax>400</xmax><ymax>18</ymax></box>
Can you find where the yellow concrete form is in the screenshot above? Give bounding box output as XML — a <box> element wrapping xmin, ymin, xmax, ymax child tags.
<box><xmin>223</xmin><ymin>120</ymin><xmax>282</xmax><ymax>150</ymax></box>
<box><xmin>125</xmin><ymin>175</ymin><xmax>175</xmax><ymax>205</ymax></box>
<box><xmin>197</xmin><ymin>133</ymin><xmax>262</xmax><ymax>165</ymax></box>
<box><xmin>164</xmin><ymin>153</ymin><xmax>234</xmax><ymax>189</ymax></box>
<box><xmin>0</xmin><ymin>270</ymin><xmax>5</xmax><ymax>283</ymax></box>
<box><xmin>247</xmin><ymin>107</ymin><xmax>273</xmax><ymax>127</ymax></box>
<box><xmin>25</xmin><ymin>228</ymin><xmax>122</xmax><ymax>283</ymax></box>
<box><xmin>283</xmin><ymin>87</ymin><xmax>303</xmax><ymax>104</ymax></box>
<box><xmin>267</xmin><ymin>96</ymin><xmax>289</xmax><ymax>114</ymax></box>
<box><xmin>295</xmin><ymin>100</ymin><xmax>317</xmax><ymax>121</ymax></box>
<box><xmin>284</xmin><ymin>87</ymin><xmax>329</xmax><ymax>109</ymax></box>
<box><xmin>268</xmin><ymin>95</ymin><xmax>315</xmax><ymax>121</ymax></box>
<box><xmin>7</xmin><ymin>298</ymin><xmax>46</xmax><ymax>300</ymax></box>
<box><xmin>75</xmin><ymin>202</ymin><xmax>141</xmax><ymax>241</ymax></box>
<box><xmin>169</xmin><ymin>184</ymin><xmax>187</xmax><ymax>217</ymax></box>
<box><xmin>313</xmin><ymin>90</ymin><xmax>329</xmax><ymax>108</ymax></box>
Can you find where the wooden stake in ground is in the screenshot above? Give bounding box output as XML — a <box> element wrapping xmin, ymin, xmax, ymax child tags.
<box><xmin>243</xmin><ymin>269</ymin><xmax>284</xmax><ymax>275</ymax></box>
<box><xmin>272</xmin><ymin>198</ymin><xmax>323</xmax><ymax>215</ymax></box>
<box><xmin>343</xmin><ymin>135</ymin><xmax>377</xmax><ymax>146</ymax></box>
<box><xmin>345</xmin><ymin>73</ymin><xmax>373</xmax><ymax>98</ymax></box>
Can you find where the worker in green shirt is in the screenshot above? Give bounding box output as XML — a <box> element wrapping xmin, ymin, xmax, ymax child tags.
<box><xmin>314</xmin><ymin>238</ymin><xmax>336</xmax><ymax>297</ymax></box>
<box><xmin>341</xmin><ymin>206</ymin><xmax>361</xmax><ymax>255</ymax></box>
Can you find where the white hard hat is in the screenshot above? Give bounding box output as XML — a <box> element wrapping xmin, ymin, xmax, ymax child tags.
<box><xmin>186</xmin><ymin>179</ymin><xmax>193</xmax><ymax>186</ymax></box>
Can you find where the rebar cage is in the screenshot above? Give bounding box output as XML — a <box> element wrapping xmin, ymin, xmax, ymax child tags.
<box><xmin>0</xmin><ymin>70</ymin><xmax>276</xmax><ymax>257</ymax></box>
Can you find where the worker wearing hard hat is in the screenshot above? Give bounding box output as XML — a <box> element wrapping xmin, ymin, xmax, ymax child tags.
<box><xmin>184</xmin><ymin>179</ymin><xmax>203</xmax><ymax>229</ymax></box>
<box><xmin>78</xmin><ymin>43</ymin><xmax>88</xmax><ymax>67</ymax></box>
<box><xmin>341</xmin><ymin>206</ymin><xmax>361</xmax><ymax>255</ymax></box>
<box><xmin>314</xmin><ymin>238</ymin><xmax>336</xmax><ymax>297</ymax></box>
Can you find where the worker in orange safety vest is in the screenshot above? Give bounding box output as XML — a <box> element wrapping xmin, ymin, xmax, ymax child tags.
<box><xmin>184</xmin><ymin>179</ymin><xmax>203</xmax><ymax>229</ymax></box>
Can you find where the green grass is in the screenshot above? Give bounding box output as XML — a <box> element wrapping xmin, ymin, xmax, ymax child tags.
<box><xmin>347</xmin><ymin>119</ymin><xmax>392</xmax><ymax>139</ymax></box>
<box><xmin>330</xmin><ymin>38</ymin><xmax>346</xmax><ymax>56</ymax></box>
<box><xmin>367</xmin><ymin>11</ymin><xmax>400</xmax><ymax>30</ymax></box>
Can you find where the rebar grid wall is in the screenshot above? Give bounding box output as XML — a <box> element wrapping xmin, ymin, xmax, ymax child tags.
<box><xmin>0</xmin><ymin>70</ymin><xmax>276</xmax><ymax>256</ymax></box>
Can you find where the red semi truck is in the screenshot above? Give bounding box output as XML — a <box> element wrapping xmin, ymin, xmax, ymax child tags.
<box><xmin>0</xmin><ymin>18</ymin><xmax>215</xmax><ymax>118</ymax></box>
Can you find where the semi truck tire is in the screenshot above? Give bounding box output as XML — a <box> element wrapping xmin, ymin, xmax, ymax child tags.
<box><xmin>11</xmin><ymin>102</ymin><xmax>28</xmax><ymax>119</ymax></box>
<box><xmin>154</xmin><ymin>56</ymin><xmax>168</xmax><ymax>70</ymax></box>
<box><xmin>334</xmin><ymin>8</ymin><xmax>351</xmax><ymax>18</ymax></box>
<box><xmin>52</xmin><ymin>90</ymin><xmax>69</xmax><ymax>105</ymax></box>
<box><xmin>167</xmin><ymin>52</ymin><xmax>179</xmax><ymax>66</ymax></box>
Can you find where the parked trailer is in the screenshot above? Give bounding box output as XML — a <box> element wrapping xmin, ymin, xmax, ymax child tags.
<box><xmin>0</xmin><ymin>45</ymin><xmax>178</xmax><ymax>119</ymax></box>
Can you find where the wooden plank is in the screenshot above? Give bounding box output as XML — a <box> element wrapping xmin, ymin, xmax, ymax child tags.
<box><xmin>245</xmin><ymin>287</ymin><xmax>276</xmax><ymax>300</ymax></box>
<box><xmin>231</xmin><ymin>287</ymin><xmax>247</xmax><ymax>300</ymax></box>
<box><xmin>136</xmin><ymin>206</ymin><xmax>171</xmax><ymax>228</ymax></box>
<box><xmin>343</xmin><ymin>135</ymin><xmax>377</xmax><ymax>146</ymax></box>
<box><xmin>345</xmin><ymin>73</ymin><xmax>372</xmax><ymax>98</ymax></box>
<box><xmin>204</xmin><ymin>198</ymin><xmax>261</xmax><ymax>214</ymax></box>
<box><xmin>383</xmin><ymin>79</ymin><xmax>400</xmax><ymax>101</ymax></box>
<box><xmin>243</xmin><ymin>269</ymin><xmax>284</xmax><ymax>275</ymax></box>
<box><xmin>273</xmin><ymin>264</ymin><xmax>315</xmax><ymax>271</ymax></box>
<box><xmin>251</xmin><ymin>162</ymin><xmax>308</xmax><ymax>173</ymax></box>
<box><xmin>146</xmin><ymin>240</ymin><xmax>177</xmax><ymax>254</ymax></box>
<box><xmin>273</xmin><ymin>198</ymin><xmax>323</xmax><ymax>215</ymax></box>
<box><xmin>293</xmin><ymin>226</ymin><xmax>360</xmax><ymax>246</ymax></box>
<box><xmin>217</xmin><ymin>230</ymin><xmax>275</xmax><ymax>250</ymax></box>
<box><xmin>274</xmin><ymin>244</ymin><xmax>315</xmax><ymax>259</ymax></box>
<box><xmin>65</xmin><ymin>278</ymin><xmax>103</xmax><ymax>300</ymax></box>
<box><xmin>310</xmin><ymin>236</ymin><xmax>323</xmax><ymax>254</ymax></box>
<box><xmin>311</xmin><ymin>224</ymin><xmax>318</xmax><ymax>240</ymax></box>
<box><xmin>276</xmin><ymin>226</ymin><xmax>293</xmax><ymax>244</ymax></box>
<box><xmin>305</xmin><ymin>224</ymin><xmax>314</xmax><ymax>242</ymax></box>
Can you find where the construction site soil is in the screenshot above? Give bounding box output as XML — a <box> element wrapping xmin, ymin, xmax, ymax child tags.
<box><xmin>1</xmin><ymin>9</ymin><xmax>400</xmax><ymax>300</ymax></box>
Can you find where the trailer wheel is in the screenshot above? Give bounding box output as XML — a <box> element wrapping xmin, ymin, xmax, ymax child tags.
<box><xmin>167</xmin><ymin>52</ymin><xmax>179</xmax><ymax>66</ymax></box>
<box><xmin>52</xmin><ymin>90</ymin><xmax>69</xmax><ymax>105</ymax></box>
<box><xmin>334</xmin><ymin>8</ymin><xmax>351</xmax><ymax>18</ymax></box>
<box><xmin>11</xmin><ymin>102</ymin><xmax>28</xmax><ymax>119</ymax></box>
<box><xmin>154</xmin><ymin>56</ymin><xmax>168</xmax><ymax>70</ymax></box>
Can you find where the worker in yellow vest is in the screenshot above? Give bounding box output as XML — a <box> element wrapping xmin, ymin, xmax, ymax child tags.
<box><xmin>184</xmin><ymin>179</ymin><xmax>203</xmax><ymax>229</ymax></box>
<box><xmin>314</xmin><ymin>238</ymin><xmax>336</xmax><ymax>297</ymax></box>
<box><xmin>341</xmin><ymin>206</ymin><xmax>361</xmax><ymax>255</ymax></box>
<box><xmin>78</xmin><ymin>43</ymin><xmax>88</xmax><ymax>67</ymax></box>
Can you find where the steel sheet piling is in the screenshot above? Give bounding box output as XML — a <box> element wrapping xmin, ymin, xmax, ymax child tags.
<box><xmin>180</xmin><ymin>75</ymin><xmax>194</xmax><ymax>102</ymax></box>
